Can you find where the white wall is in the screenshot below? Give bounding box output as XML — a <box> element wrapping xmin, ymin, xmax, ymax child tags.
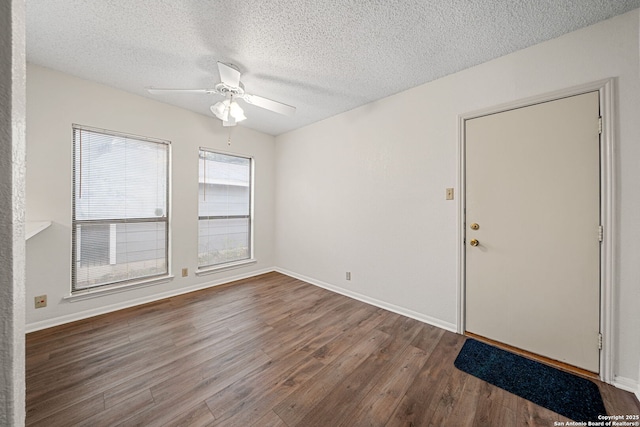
<box><xmin>0</xmin><ymin>0</ymin><xmax>26</xmax><ymax>425</ymax></box>
<box><xmin>25</xmin><ymin>64</ymin><xmax>276</xmax><ymax>330</ymax></box>
<box><xmin>275</xmin><ymin>9</ymin><xmax>640</xmax><ymax>386</ymax></box>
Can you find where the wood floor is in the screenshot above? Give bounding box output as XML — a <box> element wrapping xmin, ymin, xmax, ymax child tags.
<box><xmin>26</xmin><ymin>272</ymin><xmax>640</xmax><ymax>426</ymax></box>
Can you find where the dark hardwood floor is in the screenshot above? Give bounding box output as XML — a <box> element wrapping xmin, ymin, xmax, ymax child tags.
<box><xmin>26</xmin><ymin>272</ymin><xmax>640</xmax><ymax>426</ymax></box>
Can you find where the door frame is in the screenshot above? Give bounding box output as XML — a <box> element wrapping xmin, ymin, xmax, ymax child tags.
<box><xmin>456</xmin><ymin>78</ymin><xmax>616</xmax><ymax>383</ymax></box>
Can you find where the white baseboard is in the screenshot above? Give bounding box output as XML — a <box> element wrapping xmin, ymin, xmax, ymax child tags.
<box><xmin>25</xmin><ymin>267</ymin><xmax>275</xmax><ymax>333</ymax></box>
<box><xmin>275</xmin><ymin>267</ymin><xmax>457</xmax><ymax>333</ymax></box>
<box><xmin>613</xmin><ymin>375</ymin><xmax>640</xmax><ymax>400</ymax></box>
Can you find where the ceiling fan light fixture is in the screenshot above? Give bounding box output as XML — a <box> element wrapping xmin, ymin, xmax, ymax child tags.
<box><xmin>210</xmin><ymin>99</ymin><xmax>246</xmax><ymax>123</ymax></box>
<box><xmin>229</xmin><ymin>101</ymin><xmax>246</xmax><ymax>122</ymax></box>
<box><xmin>211</xmin><ymin>101</ymin><xmax>228</xmax><ymax>121</ymax></box>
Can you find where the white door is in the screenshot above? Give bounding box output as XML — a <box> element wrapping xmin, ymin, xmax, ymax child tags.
<box><xmin>465</xmin><ymin>91</ymin><xmax>601</xmax><ymax>373</ymax></box>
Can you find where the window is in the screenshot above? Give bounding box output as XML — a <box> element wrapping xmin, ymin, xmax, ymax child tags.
<box><xmin>198</xmin><ymin>149</ymin><xmax>253</xmax><ymax>269</ymax></box>
<box><xmin>72</xmin><ymin>125</ymin><xmax>170</xmax><ymax>292</ymax></box>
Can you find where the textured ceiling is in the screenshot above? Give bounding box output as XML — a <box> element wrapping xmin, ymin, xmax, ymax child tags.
<box><xmin>27</xmin><ymin>1</ymin><xmax>640</xmax><ymax>136</ymax></box>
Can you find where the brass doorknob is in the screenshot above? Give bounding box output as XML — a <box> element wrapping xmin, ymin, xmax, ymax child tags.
<box><xmin>470</xmin><ymin>239</ymin><xmax>479</xmax><ymax>247</ymax></box>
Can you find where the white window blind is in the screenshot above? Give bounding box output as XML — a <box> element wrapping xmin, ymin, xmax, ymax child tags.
<box><xmin>198</xmin><ymin>149</ymin><xmax>252</xmax><ymax>268</ymax></box>
<box><xmin>72</xmin><ymin>125</ymin><xmax>169</xmax><ymax>291</ymax></box>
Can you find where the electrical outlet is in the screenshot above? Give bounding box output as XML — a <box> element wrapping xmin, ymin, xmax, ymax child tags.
<box><xmin>446</xmin><ymin>188</ymin><xmax>454</xmax><ymax>200</ymax></box>
<box><xmin>35</xmin><ymin>295</ymin><xmax>47</xmax><ymax>308</ymax></box>
<box><xmin>181</xmin><ymin>268</ymin><xmax>188</xmax><ymax>277</ymax></box>
<box><xmin>346</xmin><ymin>272</ymin><xmax>351</xmax><ymax>281</ymax></box>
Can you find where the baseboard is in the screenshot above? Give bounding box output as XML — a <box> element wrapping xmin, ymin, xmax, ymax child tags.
<box><xmin>613</xmin><ymin>375</ymin><xmax>640</xmax><ymax>400</ymax></box>
<box><xmin>275</xmin><ymin>267</ymin><xmax>457</xmax><ymax>333</ymax></box>
<box><xmin>25</xmin><ymin>267</ymin><xmax>275</xmax><ymax>333</ymax></box>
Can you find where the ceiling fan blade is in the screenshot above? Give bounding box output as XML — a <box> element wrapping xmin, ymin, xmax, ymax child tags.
<box><xmin>217</xmin><ymin>62</ymin><xmax>241</xmax><ymax>88</ymax></box>
<box><xmin>146</xmin><ymin>87</ymin><xmax>216</xmax><ymax>95</ymax></box>
<box><xmin>242</xmin><ymin>93</ymin><xmax>296</xmax><ymax>116</ymax></box>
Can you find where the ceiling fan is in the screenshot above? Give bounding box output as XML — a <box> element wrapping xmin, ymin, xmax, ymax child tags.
<box><xmin>147</xmin><ymin>62</ymin><xmax>296</xmax><ymax>126</ymax></box>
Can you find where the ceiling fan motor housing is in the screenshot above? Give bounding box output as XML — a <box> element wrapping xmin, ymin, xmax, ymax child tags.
<box><xmin>215</xmin><ymin>81</ymin><xmax>245</xmax><ymax>98</ymax></box>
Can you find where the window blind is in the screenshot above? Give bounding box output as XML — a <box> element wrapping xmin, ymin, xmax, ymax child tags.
<box><xmin>198</xmin><ymin>149</ymin><xmax>252</xmax><ymax>268</ymax></box>
<box><xmin>72</xmin><ymin>125</ymin><xmax>169</xmax><ymax>291</ymax></box>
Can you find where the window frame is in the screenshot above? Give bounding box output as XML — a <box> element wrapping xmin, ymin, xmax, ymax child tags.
<box><xmin>197</xmin><ymin>147</ymin><xmax>255</xmax><ymax>272</ymax></box>
<box><xmin>71</xmin><ymin>124</ymin><xmax>171</xmax><ymax>294</ymax></box>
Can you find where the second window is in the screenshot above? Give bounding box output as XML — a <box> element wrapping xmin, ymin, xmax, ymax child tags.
<box><xmin>198</xmin><ymin>149</ymin><xmax>253</xmax><ymax>269</ymax></box>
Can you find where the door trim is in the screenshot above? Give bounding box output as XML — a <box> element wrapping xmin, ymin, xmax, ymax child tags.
<box><xmin>456</xmin><ymin>78</ymin><xmax>616</xmax><ymax>383</ymax></box>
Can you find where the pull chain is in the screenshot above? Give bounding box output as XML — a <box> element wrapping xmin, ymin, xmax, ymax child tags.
<box><xmin>227</xmin><ymin>124</ymin><xmax>234</xmax><ymax>145</ymax></box>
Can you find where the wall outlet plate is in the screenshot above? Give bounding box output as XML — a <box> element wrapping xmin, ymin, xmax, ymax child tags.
<box><xmin>35</xmin><ymin>295</ymin><xmax>47</xmax><ymax>308</ymax></box>
<box><xmin>446</xmin><ymin>188</ymin><xmax>454</xmax><ymax>200</ymax></box>
<box><xmin>181</xmin><ymin>268</ymin><xmax>188</xmax><ymax>277</ymax></box>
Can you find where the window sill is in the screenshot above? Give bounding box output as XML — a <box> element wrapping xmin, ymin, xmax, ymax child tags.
<box><xmin>64</xmin><ymin>275</ymin><xmax>174</xmax><ymax>302</ymax></box>
<box><xmin>196</xmin><ymin>259</ymin><xmax>257</xmax><ymax>276</ymax></box>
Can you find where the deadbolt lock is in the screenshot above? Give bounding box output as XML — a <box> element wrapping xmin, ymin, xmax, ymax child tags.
<box><xmin>470</xmin><ymin>223</ymin><xmax>479</xmax><ymax>230</ymax></box>
<box><xmin>470</xmin><ymin>239</ymin><xmax>479</xmax><ymax>247</ymax></box>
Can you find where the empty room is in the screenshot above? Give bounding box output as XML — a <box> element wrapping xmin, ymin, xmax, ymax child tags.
<box><xmin>2</xmin><ymin>1</ymin><xmax>640</xmax><ymax>425</ymax></box>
